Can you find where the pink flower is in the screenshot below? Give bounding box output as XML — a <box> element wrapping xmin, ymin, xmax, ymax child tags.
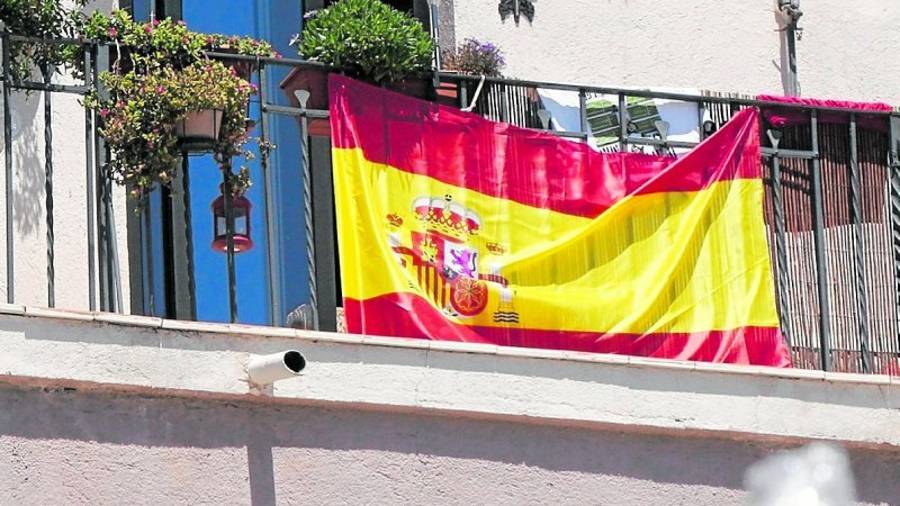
<box><xmin>250</xmin><ymin>83</ymin><xmax>258</xmax><ymax>92</ymax></box>
<box><xmin>144</xmin><ymin>24</ymin><xmax>153</xmax><ymax>33</ymax></box>
<box><xmin>152</xmin><ymin>19</ymin><xmax>160</xmax><ymax>27</ymax></box>
<box><xmin>99</xmin><ymin>108</ymin><xmax>110</xmax><ymax>118</ymax></box>
<box><xmin>156</xmin><ymin>86</ymin><xmax>166</xmax><ymax>94</ymax></box>
<box><xmin>107</xmin><ymin>27</ymin><xmax>118</xmax><ymax>38</ymax></box>
<box><xmin>177</xmin><ymin>21</ymin><xmax>186</xmax><ymax>26</ymax></box>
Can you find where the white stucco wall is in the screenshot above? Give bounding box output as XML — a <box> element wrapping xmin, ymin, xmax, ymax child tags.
<box><xmin>0</xmin><ymin>0</ymin><xmax>130</xmax><ymax>312</ymax></box>
<box><xmin>0</xmin><ymin>306</ymin><xmax>898</xmax><ymax>504</ymax></box>
<box><xmin>451</xmin><ymin>0</ymin><xmax>900</xmax><ymax>104</ymax></box>
<box><xmin>2</xmin><ymin>384</ymin><xmax>899</xmax><ymax>506</ymax></box>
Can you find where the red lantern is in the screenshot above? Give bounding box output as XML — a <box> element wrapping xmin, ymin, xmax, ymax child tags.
<box><xmin>211</xmin><ymin>189</ymin><xmax>253</xmax><ymax>253</ymax></box>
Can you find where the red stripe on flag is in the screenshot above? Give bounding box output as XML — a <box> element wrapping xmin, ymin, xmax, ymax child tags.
<box><xmin>329</xmin><ymin>75</ymin><xmax>761</xmax><ymax>218</ymax></box>
<box><xmin>343</xmin><ymin>292</ymin><xmax>792</xmax><ymax>367</ymax></box>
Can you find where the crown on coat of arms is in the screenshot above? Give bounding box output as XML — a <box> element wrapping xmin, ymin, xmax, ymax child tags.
<box><xmin>412</xmin><ymin>195</ymin><xmax>481</xmax><ymax>240</ymax></box>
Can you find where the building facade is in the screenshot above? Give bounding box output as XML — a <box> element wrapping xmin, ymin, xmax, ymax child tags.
<box><xmin>1</xmin><ymin>2</ymin><xmax>900</xmax><ymax>503</ymax></box>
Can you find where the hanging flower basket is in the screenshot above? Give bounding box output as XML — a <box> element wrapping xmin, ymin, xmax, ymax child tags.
<box><xmin>175</xmin><ymin>109</ymin><xmax>224</xmax><ymax>151</ymax></box>
<box><xmin>80</xmin><ymin>12</ymin><xmax>265</xmax><ymax>199</ymax></box>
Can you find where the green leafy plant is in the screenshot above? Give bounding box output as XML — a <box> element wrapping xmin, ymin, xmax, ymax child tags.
<box><xmin>298</xmin><ymin>0</ymin><xmax>433</xmax><ymax>84</ymax></box>
<box><xmin>443</xmin><ymin>38</ymin><xmax>506</xmax><ymax>77</ymax></box>
<box><xmin>0</xmin><ymin>0</ymin><xmax>87</xmax><ymax>82</ymax></box>
<box><xmin>204</xmin><ymin>33</ymin><xmax>278</xmax><ymax>58</ymax></box>
<box><xmin>78</xmin><ymin>10</ymin><xmax>276</xmax><ymax>74</ymax></box>
<box><xmin>81</xmin><ymin>11</ymin><xmax>272</xmax><ymax>200</ymax></box>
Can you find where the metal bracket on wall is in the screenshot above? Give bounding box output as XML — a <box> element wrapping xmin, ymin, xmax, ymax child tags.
<box><xmin>778</xmin><ymin>0</ymin><xmax>803</xmax><ymax>95</ymax></box>
<box><xmin>498</xmin><ymin>0</ymin><xmax>535</xmax><ymax>25</ymax></box>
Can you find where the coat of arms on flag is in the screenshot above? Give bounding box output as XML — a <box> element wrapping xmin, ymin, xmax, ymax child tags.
<box><xmin>387</xmin><ymin>194</ymin><xmax>517</xmax><ymax>322</ymax></box>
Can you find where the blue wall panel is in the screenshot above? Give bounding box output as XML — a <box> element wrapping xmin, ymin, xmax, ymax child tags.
<box><xmin>183</xmin><ymin>0</ymin><xmax>305</xmax><ymax>325</ymax></box>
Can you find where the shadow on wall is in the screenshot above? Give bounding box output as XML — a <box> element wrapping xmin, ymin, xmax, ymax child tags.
<box><xmin>0</xmin><ymin>386</ymin><xmax>898</xmax><ymax>505</ymax></box>
<box><xmin>1</xmin><ymin>91</ymin><xmax>45</xmax><ymax>236</ymax></box>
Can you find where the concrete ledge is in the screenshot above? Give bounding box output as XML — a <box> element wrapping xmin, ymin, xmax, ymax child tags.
<box><xmin>0</xmin><ymin>305</ymin><xmax>897</xmax><ymax>448</ymax></box>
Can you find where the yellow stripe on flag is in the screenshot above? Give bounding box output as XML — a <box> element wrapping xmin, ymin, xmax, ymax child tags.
<box><xmin>334</xmin><ymin>146</ymin><xmax>780</xmax><ymax>335</ymax></box>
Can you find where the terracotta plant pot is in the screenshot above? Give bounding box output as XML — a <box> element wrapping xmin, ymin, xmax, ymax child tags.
<box><xmin>280</xmin><ymin>65</ymin><xmax>332</xmax><ymax>137</ymax></box>
<box><xmin>213</xmin><ymin>47</ymin><xmax>256</xmax><ymax>82</ymax></box>
<box><xmin>435</xmin><ymin>80</ymin><xmax>460</xmax><ymax>107</ymax></box>
<box><xmin>280</xmin><ymin>66</ymin><xmax>433</xmax><ymax>136</ymax></box>
<box><xmin>385</xmin><ymin>78</ymin><xmax>430</xmax><ymax>100</ymax></box>
<box><xmin>175</xmin><ymin>109</ymin><xmax>223</xmax><ymax>151</ymax></box>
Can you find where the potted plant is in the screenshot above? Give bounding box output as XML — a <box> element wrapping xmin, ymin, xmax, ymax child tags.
<box><xmin>80</xmin><ymin>11</ymin><xmax>263</xmax><ymax>200</ymax></box>
<box><xmin>439</xmin><ymin>38</ymin><xmax>506</xmax><ymax>107</ymax></box>
<box><xmin>0</xmin><ymin>0</ymin><xmax>87</xmax><ymax>83</ymax></box>
<box><xmin>85</xmin><ymin>59</ymin><xmax>255</xmax><ymax>200</ymax></box>
<box><xmin>282</xmin><ymin>0</ymin><xmax>435</xmax><ymax>135</ymax></box>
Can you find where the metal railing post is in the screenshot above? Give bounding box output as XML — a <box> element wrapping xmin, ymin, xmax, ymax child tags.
<box><xmin>42</xmin><ymin>64</ymin><xmax>54</xmax><ymax>307</ymax></box>
<box><xmin>298</xmin><ymin>97</ymin><xmax>318</xmax><ymax>329</ymax></box>
<box><xmin>578</xmin><ymin>88</ymin><xmax>589</xmax><ymax>142</ymax></box>
<box><xmin>178</xmin><ymin>151</ymin><xmax>194</xmax><ymax>317</ymax></box>
<box><xmin>105</xmin><ymin>175</ymin><xmax>123</xmax><ymax>313</ymax></box>
<box><xmin>618</xmin><ymin>93</ymin><xmax>627</xmax><ymax>151</ymax></box>
<box><xmin>2</xmin><ymin>29</ymin><xmax>14</xmax><ymax>303</ymax></box>
<box><xmin>141</xmin><ymin>201</ymin><xmax>156</xmax><ymax>316</ymax></box>
<box><xmin>84</xmin><ymin>44</ymin><xmax>97</xmax><ymax>311</ymax></box>
<box><xmin>809</xmin><ymin>111</ymin><xmax>832</xmax><ymax>371</ymax></box>
<box><xmin>499</xmin><ymin>83</ymin><xmax>509</xmax><ymax>123</ymax></box>
<box><xmin>223</xmin><ymin>163</ymin><xmax>238</xmax><ymax>323</ymax></box>
<box><xmin>459</xmin><ymin>80</ymin><xmax>468</xmax><ymax>110</ymax></box>
<box><xmin>848</xmin><ymin>115</ymin><xmax>872</xmax><ymax>372</ymax></box>
<box><xmin>310</xmin><ymin>135</ymin><xmax>337</xmax><ymax>332</ymax></box>
<box><xmin>888</xmin><ymin>115</ymin><xmax>900</xmax><ymax>368</ymax></box>
<box><xmin>698</xmin><ymin>102</ymin><xmax>707</xmax><ymax>141</ymax></box>
<box><xmin>258</xmin><ymin>61</ymin><xmax>281</xmax><ymax>326</ymax></box>
<box><xmin>767</xmin><ymin>130</ymin><xmax>792</xmax><ymax>345</ymax></box>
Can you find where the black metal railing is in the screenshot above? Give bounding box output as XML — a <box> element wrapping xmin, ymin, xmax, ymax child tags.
<box><xmin>0</xmin><ymin>31</ymin><xmax>119</xmax><ymax>313</ymax></box>
<box><xmin>3</xmin><ymin>32</ymin><xmax>899</xmax><ymax>374</ymax></box>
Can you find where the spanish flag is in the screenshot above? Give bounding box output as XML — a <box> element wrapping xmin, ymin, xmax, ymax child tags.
<box><xmin>331</xmin><ymin>75</ymin><xmax>791</xmax><ymax>367</ymax></box>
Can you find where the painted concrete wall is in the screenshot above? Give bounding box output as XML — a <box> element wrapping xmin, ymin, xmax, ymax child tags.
<box><xmin>0</xmin><ymin>307</ymin><xmax>898</xmax><ymax>504</ymax></box>
<box><xmin>450</xmin><ymin>0</ymin><xmax>900</xmax><ymax>103</ymax></box>
<box><xmin>1</xmin><ymin>384</ymin><xmax>899</xmax><ymax>505</ymax></box>
<box><xmin>0</xmin><ymin>0</ymin><xmax>131</xmax><ymax>312</ymax></box>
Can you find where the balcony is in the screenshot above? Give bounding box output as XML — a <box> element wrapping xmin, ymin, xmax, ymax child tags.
<box><xmin>2</xmin><ymin>29</ymin><xmax>900</xmax><ymax>377</ymax></box>
<box><xmin>1</xmin><ymin>16</ymin><xmax>899</xmax><ymax>506</ymax></box>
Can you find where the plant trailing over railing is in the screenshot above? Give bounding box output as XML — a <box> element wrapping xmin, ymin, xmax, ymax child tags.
<box><xmin>443</xmin><ymin>38</ymin><xmax>506</xmax><ymax>77</ymax></box>
<box><xmin>204</xmin><ymin>33</ymin><xmax>277</xmax><ymax>58</ymax></box>
<box><xmin>78</xmin><ymin>11</ymin><xmax>275</xmax><ymax>200</ymax></box>
<box><xmin>298</xmin><ymin>0</ymin><xmax>433</xmax><ymax>84</ymax></box>
<box><xmin>0</xmin><ymin>0</ymin><xmax>87</xmax><ymax>82</ymax></box>
<box><xmin>85</xmin><ymin>60</ymin><xmax>254</xmax><ymax>198</ymax></box>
